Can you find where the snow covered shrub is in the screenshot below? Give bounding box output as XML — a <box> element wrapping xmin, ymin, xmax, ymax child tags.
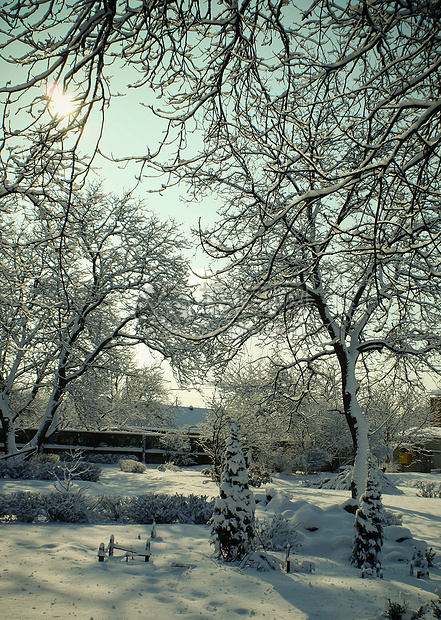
<box><xmin>426</xmin><ymin>548</ymin><xmax>436</xmax><ymax>567</ymax></box>
<box><xmin>93</xmin><ymin>495</ymin><xmax>127</xmax><ymax>522</ymax></box>
<box><xmin>315</xmin><ymin>465</ymin><xmax>402</xmax><ymax>495</ymax></box>
<box><xmin>431</xmin><ymin>591</ymin><xmax>441</xmax><ymax>619</ymax></box>
<box><xmin>157</xmin><ymin>461</ymin><xmax>180</xmax><ymax>472</ymax></box>
<box><xmin>239</xmin><ymin>550</ymin><xmax>281</xmax><ymax>572</ymax></box>
<box><xmin>0</xmin><ymin>491</ymin><xmax>214</xmax><ymax>524</ymax></box>
<box><xmin>247</xmin><ymin>464</ymin><xmax>272</xmax><ymax>487</ymax></box>
<box><xmin>72</xmin><ymin>461</ymin><xmax>101</xmax><ymax>482</ymax></box>
<box><xmin>384</xmin><ymin>591</ymin><xmax>441</xmax><ymax>620</ymax></box>
<box><xmin>384</xmin><ymin>598</ymin><xmax>428</xmax><ymax>620</ymax></box>
<box><xmin>351</xmin><ymin>469</ymin><xmax>384</xmax><ymax>578</ymax></box>
<box><xmin>44</xmin><ymin>491</ymin><xmax>91</xmax><ymax>523</ymax></box>
<box><xmin>410</xmin><ymin>548</ymin><xmax>429</xmax><ymax>578</ymax></box>
<box><xmin>0</xmin><ymin>459</ymin><xmax>39</xmax><ymax>479</ymax></box>
<box><xmin>119</xmin><ymin>459</ymin><xmax>147</xmax><ymax>473</ymax></box>
<box><xmin>211</xmin><ymin>421</ymin><xmax>255</xmax><ymax>562</ymax></box>
<box><xmin>94</xmin><ymin>493</ymin><xmax>214</xmax><ymax>524</ymax></box>
<box><xmin>0</xmin><ymin>491</ymin><xmax>42</xmax><ymax>522</ymax></box>
<box><xmin>85</xmin><ymin>453</ymin><xmax>121</xmax><ymax>464</ymax></box>
<box><xmin>382</xmin><ymin>509</ymin><xmax>403</xmax><ymax>527</ymax></box>
<box><xmin>0</xmin><ymin>455</ymin><xmax>100</xmax><ymax>482</ymax></box>
<box><xmin>385</xmin><ymin>599</ymin><xmax>412</xmax><ymax>620</ymax></box>
<box><xmin>56</xmin><ymin>451</ymin><xmax>101</xmax><ymax>482</ymax></box>
<box><xmin>33</xmin><ymin>453</ymin><xmax>60</xmax><ymax>464</ymax></box>
<box><xmin>185</xmin><ymin>494</ymin><xmax>215</xmax><ymax>524</ymax></box>
<box><xmin>127</xmin><ymin>493</ymin><xmax>179</xmax><ymax>523</ymax></box>
<box><xmin>53</xmin><ymin>451</ymin><xmax>101</xmax><ymax>493</ymax></box>
<box><xmin>256</xmin><ymin>514</ymin><xmax>300</xmax><ymax>552</ymax></box>
<box><xmin>415</xmin><ymin>481</ymin><xmax>441</xmax><ymax>498</ymax></box>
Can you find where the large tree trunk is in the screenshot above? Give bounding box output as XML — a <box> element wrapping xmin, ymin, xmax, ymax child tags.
<box><xmin>338</xmin><ymin>349</ymin><xmax>370</xmax><ymax>499</ymax></box>
<box><xmin>30</xmin><ymin>395</ymin><xmax>62</xmax><ymax>452</ymax></box>
<box><xmin>0</xmin><ymin>380</ymin><xmax>64</xmax><ymax>461</ymax></box>
<box><xmin>0</xmin><ymin>391</ymin><xmax>18</xmax><ymax>456</ymax></box>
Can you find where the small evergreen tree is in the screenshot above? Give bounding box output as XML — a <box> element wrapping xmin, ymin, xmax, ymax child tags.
<box><xmin>211</xmin><ymin>421</ymin><xmax>255</xmax><ymax>562</ymax></box>
<box><xmin>351</xmin><ymin>467</ymin><xmax>384</xmax><ymax>578</ymax></box>
<box><xmin>410</xmin><ymin>547</ymin><xmax>429</xmax><ymax>579</ymax></box>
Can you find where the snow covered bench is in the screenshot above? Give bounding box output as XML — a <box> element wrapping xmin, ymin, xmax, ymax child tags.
<box><xmin>98</xmin><ymin>535</ymin><xmax>151</xmax><ymax>562</ymax></box>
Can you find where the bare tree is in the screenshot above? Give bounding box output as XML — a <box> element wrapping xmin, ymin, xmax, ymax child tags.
<box><xmin>212</xmin><ymin>362</ymin><xmax>352</xmax><ymax>473</ymax></box>
<box><xmin>145</xmin><ymin>2</ymin><xmax>441</xmax><ymax>498</ymax></box>
<box><xmin>363</xmin><ymin>382</ymin><xmax>429</xmax><ymax>466</ymax></box>
<box><xmin>0</xmin><ymin>186</ymin><xmax>191</xmax><ymax>459</ymax></box>
<box><xmin>182</xmin><ymin>181</ymin><xmax>441</xmax><ymax>497</ymax></box>
<box><xmin>59</xmin><ymin>359</ymin><xmax>173</xmax><ymax>430</ymax></box>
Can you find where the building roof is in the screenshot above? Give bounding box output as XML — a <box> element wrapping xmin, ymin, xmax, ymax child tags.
<box><xmin>172</xmin><ymin>406</ymin><xmax>209</xmax><ymax>429</ymax></box>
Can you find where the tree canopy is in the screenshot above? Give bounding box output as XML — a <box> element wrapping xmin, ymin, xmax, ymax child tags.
<box><xmin>0</xmin><ymin>186</ymin><xmax>191</xmax><ymax>458</ymax></box>
<box><xmin>2</xmin><ymin>2</ymin><xmax>441</xmax><ymax>491</ymax></box>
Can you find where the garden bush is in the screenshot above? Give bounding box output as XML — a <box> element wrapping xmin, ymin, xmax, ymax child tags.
<box><xmin>117</xmin><ymin>493</ymin><xmax>214</xmax><ymax>524</ymax></box>
<box><xmin>256</xmin><ymin>514</ymin><xmax>300</xmax><ymax>552</ymax></box>
<box><xmin>0</xmin><ymin>491</ymin><xmax>214</xmax><ymax>524</ymax></box>
<box><xmin>84</xmin><ymin>453</ymin><xmax>122</xmax><ymax>464</ymax></box>
<box><xmin>119</xmin><ymin>459</ymin><xmax>147</xmax><ymax>473</ymax></box>
<box><xmin>0</xmin><ymin>491</ymin><xmax>42</xmax><ymax>522</ymax></box>
<box><xmin>0</xmin><ymin>457</ymin><xmax>101</xmax><ymax>482</ymax></box>
<box><xmin>43</xmin><ymin>492</ymin><xmax>91</xmax><ymax>523</ymax></box>
<box><xmin>247</xmin><ymin>465</ymin><xmax>272</xmax><ymax>487</ymax></box>
<box><xmin>415</xmin><ymin>481</ymin><xmax>441</xmax><ymax>498</ymax></box>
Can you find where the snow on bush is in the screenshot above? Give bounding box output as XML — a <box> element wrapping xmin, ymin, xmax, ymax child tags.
<box><xmin>117</xmin><ymin>493</ymin><xmax>213</xmax><ymax>524</ymax></box>
<box><xmin>0</xmin><ymin>491</ymin><xmax>42</xmax><ymax>522</ymax></box>
<box><xmin>84</xmin><ymin>453</ymin><xmax>122</xmax><ymax>464</ymax></box>
<box><xmin>43</xmin><ymin>492</ymin><xmax>91</xmax><ymax>523</ymax></box>
<box><xmin>211</xmin><ymin>421</ymin><xmax>256</xmax><ymax>562</ymax></box>
<box><xmin>157</xmin><ymin>462</ymin><xmax>180</xmax><ymax>472</ymax></box>
<box><xmin>247</xmin><ymin>464</ymin><xmax>272</xmax><ymax>487</ymax></box>
<box><xmin>119</xmin><ymin>459</ymin><xmax>147</xmax><ymax>473</ymax></box>
<box><xmin>93</xmin><ymin>493</ymin><xmax>214</xmax><ymax>524</ymax></box>
<box><xmin>351</xmin><ymin>470</ymin><xmax>384</xmax><ymax>578</ymax></box>
<box><xmin>410</xmin><ymin>547</ymin><xmax>430</xmax><ymax>579</ymax></box>
<box><xmin>414</xmin><ymin>481</ymin><xmax>441</xmax><ymax>498</ymax></box>
<box><xmin>382</xmin><ymin>597</ymin><xmax>429</xmax><ymax>620</ymax></box>
<box><xmin>378</xmin><ymin>592</ymin><xmax>441</xmax><ymax>620</ymax></box>
<box><xmin>0</xmin><ymin>490</ymin><xmax>92</xmax><ymax>523</ymax></box>
<box><xmin>239</xmin><ymin>550</ymin><xmax>282</xmax><ymax>572</ymax></box>
<box><xmin>256</xmin><ymin>513</ymin><xmax>300</xmax><ymax>552</ymax></box>
<box><xmin>0</xmin><ymin>457</ymin><xmax>101</xmax><ymax>482</ymax></box>
<box><xmin>33</xmin><ymin>453</ymin><xmax>60</xmax><ymax>464</ymax></box>
<box><xmin>0</xmin><ymin>491</ymin><xmax>214</xmax><ymax>524</ymax></box>
<box><xmin>311</xmin><ymin>465</ymin><xmax>403</xmax><ymax>495</ymax></box>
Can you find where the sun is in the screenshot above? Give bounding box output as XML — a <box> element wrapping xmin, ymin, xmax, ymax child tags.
<box><xmin>46</xmin><ymin>82</ymin><xmax>75</xmax><ymax>118</ymax></box>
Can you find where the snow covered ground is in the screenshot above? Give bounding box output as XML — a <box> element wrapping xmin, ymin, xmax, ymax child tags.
<box><xmin>0</xmin><ymin>466</ymin><xmax>440</xmax><ymax>620</ymax></box>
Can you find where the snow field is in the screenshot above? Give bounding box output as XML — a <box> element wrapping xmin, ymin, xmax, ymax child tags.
<box><xmin>0</xmin><ymin>466</ymin><xmax>440</xmax><ymax>620</ymax></box>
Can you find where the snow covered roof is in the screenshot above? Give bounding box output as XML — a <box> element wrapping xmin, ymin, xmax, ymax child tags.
<box><xmin>172</xmin><ymin>406</ymin><xmax>209</xmax><ymax>429</ymax></box>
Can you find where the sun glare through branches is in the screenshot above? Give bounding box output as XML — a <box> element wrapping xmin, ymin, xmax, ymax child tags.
<box><xmin>46</xmin><ymin>82</ymin><xmax>75</xmax><ymax>118</ymax></box>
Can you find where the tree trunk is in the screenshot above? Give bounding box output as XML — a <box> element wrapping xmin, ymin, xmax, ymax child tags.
<box><xmin>338</xmin><ymin>350</ymin><xmax>370</xmax><ymax>499</ymax></box>
<box><xmin>0</xmin><ymin>391</ymin><xmax>18</xmax><ymax>456</ymax></box>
